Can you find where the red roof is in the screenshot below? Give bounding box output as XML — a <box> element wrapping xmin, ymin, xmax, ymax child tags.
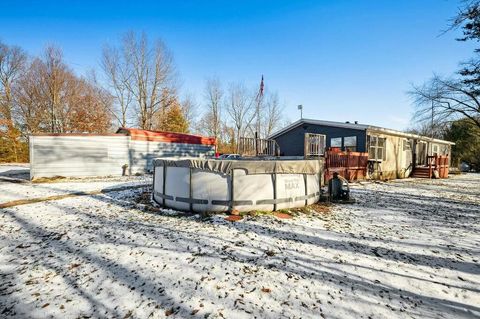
<box><xmin>117</xmin><ymin>128</ymin><xmax>216</xmax><ymax>146</ymax></box>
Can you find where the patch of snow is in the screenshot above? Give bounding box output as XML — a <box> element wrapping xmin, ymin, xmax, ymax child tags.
<box><xmin>0</xmin><ymin>174</ymin><xmax>479</xmax><ymax>318</ymax></box>
<box><xmin>0</xmin><ymin>175</ymin><xmax>152</xmax><ymax>204</ymax></box>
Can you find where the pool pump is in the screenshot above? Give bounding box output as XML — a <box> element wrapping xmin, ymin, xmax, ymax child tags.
<box><xmin>327</xmin><ymin>172</ymin><xmax>354</xmax><ymax>203</ymax></box>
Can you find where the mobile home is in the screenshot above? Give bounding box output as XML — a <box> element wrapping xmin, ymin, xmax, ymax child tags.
<box><xmin>269</xmin><ymin>119</ymin><xmax>454</xmax><ymax>179</ymax></box>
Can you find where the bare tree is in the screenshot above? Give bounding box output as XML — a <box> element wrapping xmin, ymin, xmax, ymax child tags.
<box><xmin>197</xmin><ymin>77</ymin><xmax>285</xmax><ymax>151</ymax></box>
<box><xmin>67</xmin><ymin>75</ymin><xmax>113</xmax><ymax>133</ymax></box>
<box><xmin>410</xmin><ymin>1</ymin><xmax>480</xmax><ymax>131</ymax></box>
<box><xmin>180</xmin><ymin>93</ymin><xmax>197</xmax><ymax>132</ymax></box>
<box><xmin>103</xmin><ymin>32</ymin><xmax>177</xmax><ymax>130</ymax></box>
<box><xmin>0</xmin><ymin>41</ymin><xmax>26</xmax><ymax>122</ymax></box>
<box><xmin>244</xmin><ymin>91</ymin><xmax>284</xmax><ymax>139</ymax></box>
<box><xmin>201</xmin><ymin>78</ymin><xmax>223</xmax><ymax>139</ymax></box>
<box><xmin>13</xmin><ymin>58</ymin><xmax>49</xmax><ymax>134</ymax></box>
<box><xmin>0</xmin><ymin>41</ymin><xmax>114</xmax><ymax>161</ymax></box>
<box><xmin>0</xmin><ymin>41</ymin><xmax>27</xmax><ymax>161</ymax></box>
<box><xmin>13</xmin><ymin>47</ymin><xmax>112</xmax><ymax>135</ymax></box>
<box><xmin>219</xmin><ymin>122</ymin><xmax>236</xmax><ymax>153</ymax></box>
<box><xmin>405</xmin><ymin>121</ymin><xmax>446</xmax><ymax>139</ymax></box>
<box><xmin>410</xmin><ymin>75</ymin><xmax>480</xmax><ymax>130</ymax></box>
<box><xmin>101</xmin><ymin>45</ymin><xmax>133</xmax><ymax>127</ymax></box>
<box><xmin>39</xmin><ymin>45</ymin><xmax>73</xmax><ymax>133</ymax></box>
<box><xmin>226</xmin><ymin>83</ymin><xmax>255</xmax><ymax>152</ymax></box>
<box><xmin>197</xmin><ymin>113</ymin><xmax>218</xmax><ymax>138</ymax></box>
<box><xmin>262</xmin><ymin>92</ymin><xmax>283</xmax><ymax>138</ymax></box>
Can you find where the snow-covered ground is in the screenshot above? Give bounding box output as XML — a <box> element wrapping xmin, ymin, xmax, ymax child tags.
<box><xmin>0</xmin><ymin>173</ymin><xmax>479</xmax><ymax>318</ymax></box>
<box><xmin>0</xmin><ymin>164</ymin><xmax>151</xmax><ymax>203</ymax></box>
<box><xmin>0</xmin><ymin>164</ymin><xmax>29</xmax><ymax>179</ymax></box>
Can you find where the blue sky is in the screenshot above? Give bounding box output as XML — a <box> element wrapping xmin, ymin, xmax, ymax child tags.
<box><xmin>0</xmin><ymin>0</ymin><xmax>475</xmax><ymax>130</ymax></box>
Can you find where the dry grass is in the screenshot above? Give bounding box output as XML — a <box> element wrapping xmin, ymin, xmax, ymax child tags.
<box><xmin>0</xmin><ymin>185</ymin><xmax>147</xmax><ymax>209</ymax></box>
<box><xmin>31</xmin><ymin>175</ymin><xmax>131</xmax><ymax>184</ymax></box>
<box><xmin>31</xmin><ymin>176</ymin><xmax>68</xmax><ymax>183</ymax></box>
<box><xmin>228</xmin><ymin>202</ymin><xmax>332</xmax><ymax>218</ymax></box>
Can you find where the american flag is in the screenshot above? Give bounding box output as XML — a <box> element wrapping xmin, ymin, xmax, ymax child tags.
<box><xmin>259</xmin><ymin>75</ymin><xmax>264</xmax><ymax>97</ymax></box>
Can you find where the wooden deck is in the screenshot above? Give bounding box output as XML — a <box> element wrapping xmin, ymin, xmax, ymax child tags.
<box><xmin>411</xmin><ymin>155</ymin><xmax>449</xmax><ymax>179</ymax></box>
<box><xmin>324</xmin><ymin>150</ymin><xmax>369</xmax><ymax>182</ymax></box>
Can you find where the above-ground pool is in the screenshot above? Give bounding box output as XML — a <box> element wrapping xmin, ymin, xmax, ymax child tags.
<box><xmin>152</xmin><ymin>158</ymin><xmax>324</xmax><ymax>213</ymax></box>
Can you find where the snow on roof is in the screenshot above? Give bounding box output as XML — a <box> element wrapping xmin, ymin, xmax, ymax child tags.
<box><xmin>268</xmin><ymin>118</ymin><xmax>455</xmax><ymax>145</ymax></box>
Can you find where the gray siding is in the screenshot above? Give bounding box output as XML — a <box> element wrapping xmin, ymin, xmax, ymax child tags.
<box><xmin>30</xmin><ymin>135</ymin><xmax>215</xmax><ymax>179</ymax></box>
<box><xmin>30</xmin><ymin>135</ymin><xmax>130</xmax><ymax>178</ymax></box>
<box><xmin>128</xmin><ymin>140</ymin><xmax>215</xmax><ymax>173</ymax></box>
<box><xmin>273</xmin><ymin>124</ymin><xmax>367</xmax><ymax>156</ymax></box>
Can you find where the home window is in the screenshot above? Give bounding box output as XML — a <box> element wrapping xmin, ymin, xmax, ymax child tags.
<box><xmin>441</xmin><ymin>145</ymin><xmax>449</xmax><ymax>155</ymax></box>
<box><xmin>432</xmin><ymin>144</ymin><xmax>439</xmax><ymax>155</ymax></box>
<box><xmin>304</xmin><ymin>133</ymin><xmax>326</xmax><ymax>156</ymax></box>
<box><xmin>368</xmin><ymin>135</ymin><xmax>386</xmax><ymax>161</ymax></box>
<box><xmin>344</xmin><ymin>136</ymin><xmax>357</xmax><ymax>152</ymax></box>
<box><xmin>330</xmin><ymin>137</ymin><xmax>342</xmax><ymax>148</ymax></box>
<box><xmin>403</xmin><ymin>139</ymin><xmax>412</xmax><ymax>152</ymax></box>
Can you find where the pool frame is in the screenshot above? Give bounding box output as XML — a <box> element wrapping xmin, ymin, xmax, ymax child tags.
<box><xmin>152</xmin><ymin>158</ymin><xmax>325</xmax><ymax>213</ymax></box>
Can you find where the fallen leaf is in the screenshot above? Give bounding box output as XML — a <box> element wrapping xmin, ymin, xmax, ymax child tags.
<box><xmin>225</xmin><ymin>215</ymin><xmax>242</xmax><ymax>222</ymax></box>
<box><xmin>68</xmin><ymin>263</ymin><xmax>81</xmax><ymax>270</ymax></box>
<box><xmin>265</xmin><ymin>250</ymin><xmax>275</xmax><ymax>257</ymax></box>
<box><xmin>274</xmin><ymin>212</ymin><xmax>293</xmax><ymax>219</ymax></box>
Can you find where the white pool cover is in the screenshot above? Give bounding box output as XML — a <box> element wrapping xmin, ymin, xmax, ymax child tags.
<box><xmin>152</xmin><ymin>158</ymin><xmax>324</xmax><ymax>213</ymax></box>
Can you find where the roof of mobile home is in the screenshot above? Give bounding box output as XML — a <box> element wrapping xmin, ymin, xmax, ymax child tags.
<box><xmin>269</xmin><ymin>119</ymin><xmax>455</xmax><ymax>145</ymax></box>
<box><xmin>32</xmin><ymin>128</ymin><xmax>216</xmax><ymax>146</ymax></box>
<box><xmin>116</xmin><ymin>128</ymin><xmax>216</xmax><ymax>145</ymax></box>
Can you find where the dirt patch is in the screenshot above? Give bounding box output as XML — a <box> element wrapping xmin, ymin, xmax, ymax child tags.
<box><xmin>286</xmin><ymin>202</ymin><xmax>332</xmax><ymax>216</ymax></box>
<box><xmin>225</xmin><ymin>215</ymin><xmax>243</xmax><ymax>222</ymax></box>
<box><xmin>135</xmin><ymin>189</ymin><xmax>153</xmax><ymax>206</ymax></box>
<box><xmin>273</xmin><ymin>212</ymin><xmax>293</xmax><ymax>219</ymax></box>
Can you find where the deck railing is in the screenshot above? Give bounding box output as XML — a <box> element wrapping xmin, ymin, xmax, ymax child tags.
<box><xmin>324</xmin><ymin>150</ymin><xmax>369</xmax><ymax>182</ymax></box>
<box><xmin>427</xmin><ymin>155</ymin><xmax>449</xmax><ymax>178</ymax></box>
<box><xmin>239</xmin><ymin>137</ymin><xmax>280</xmax><ymax>157</ymax></box>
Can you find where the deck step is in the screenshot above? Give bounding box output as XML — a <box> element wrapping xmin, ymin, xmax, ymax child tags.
<box><xmin>411</xmin><ymin>167</ymin><xmax>432</xmax><ymax>179</ymax></box>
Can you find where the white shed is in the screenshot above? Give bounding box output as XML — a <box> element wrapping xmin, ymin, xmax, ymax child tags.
<box><xmin>29</xmin><ymin>128</ymin><xmax>216</xmax><ymax>179</ymax></box>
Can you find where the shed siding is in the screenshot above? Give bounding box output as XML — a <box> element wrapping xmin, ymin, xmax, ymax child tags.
<box><xmin>30</xmin><ymin>135</ymin><xmax>215</xmax><ymax>179</ymax></box>
<box><xmin>128</xmin><ymin>140</ymin><xmax>215</xmax><ymax>173</ymax></box>
<box><xmin>30</xmin><ymin>135</ymin><xmax>130</xmax><ymax>178</ymax></box>
<box><xmin>273</xmin><ymin>124</ymin><xmax>367</xmax><ymax>156</ymax></box>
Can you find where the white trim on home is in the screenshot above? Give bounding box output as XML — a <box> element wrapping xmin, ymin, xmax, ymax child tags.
<box><xmin>269</xmin><ymin>119</ymin><xmax>368</xmax><ymax>139</ymax></box>
<box><xmin>269</xmin><ymin>118</ymin><xmax>455</xmax><ymax>145</ymax></box>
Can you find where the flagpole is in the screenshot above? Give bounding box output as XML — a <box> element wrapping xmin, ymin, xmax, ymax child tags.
<box><xmin>256</xmin><ymin>75</ymin><xmax>264</xmax><ymax>156</ymax></box>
